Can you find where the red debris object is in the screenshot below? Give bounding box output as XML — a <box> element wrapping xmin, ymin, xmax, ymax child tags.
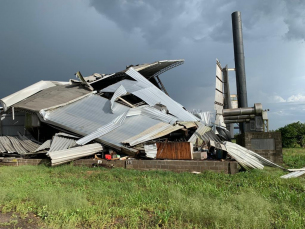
<box><xmin>105</xmin><ymin>154</ymin><xmax>111</xmax><ymax>160</ymax></box>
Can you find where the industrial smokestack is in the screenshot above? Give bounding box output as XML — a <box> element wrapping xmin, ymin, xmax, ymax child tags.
<box><xmin>231</xmin><ymin>11</ymin><xmax>248</xmax><ymax>109</ymax></box>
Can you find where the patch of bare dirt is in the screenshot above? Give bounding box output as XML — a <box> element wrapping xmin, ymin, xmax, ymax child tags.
<box><xmin>0</xmin><ymin>211</ymin><xmax>44</xmax><ymax>229</ymax></box>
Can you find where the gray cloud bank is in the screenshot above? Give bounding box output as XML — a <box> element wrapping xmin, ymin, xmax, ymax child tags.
<box><xmin>0</xmin><ymin>0</ymin><xmax>305</xmax><ymax>130</ymax></box>
<box><xmin>90</xmin><ymin>0</ymin><xmax>305</xmax><ymax>50</ymax></box>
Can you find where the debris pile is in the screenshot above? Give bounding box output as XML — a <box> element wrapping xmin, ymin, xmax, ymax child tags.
<box><xmin>0</xmin><ymin>59</ymin><xmax>299</xmax><ymax>176</ymax></box>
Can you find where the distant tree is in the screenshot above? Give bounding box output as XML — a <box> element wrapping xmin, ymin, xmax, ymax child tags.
<box><xmin>278</xmin><ymin>122</ymin><xmax>305</xmax><ymax>148</ymax></box>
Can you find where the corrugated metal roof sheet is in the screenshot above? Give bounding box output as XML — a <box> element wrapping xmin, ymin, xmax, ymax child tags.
<box><xmin>0</xmin><ymin>139</ymin><xmax>6</xmax><ymax>153</ymax></box>
<box><xmin>224</xmin><ymin>141</ymin><xmax>284</xmax><ymax>170</ymax></box>
<box><xmin>76</xmin><ymin>111</ymin><xmax>128</xmax><ymax>145</ymax></box>
<box><xmin>0</xmin><ymin>136</ymin><xmax>18</xmax><ymax>153</ymax></box>
<box><xmin>141</xmin><ymin>106</ymin><xmax>178</xmax><ymax>124</ymax></box>
<box><xmin>111</xmin><ymin>85</ymin><xmax>128</xmax><ymax>112</ymax></box>
<box><xmin>101</xmin><ymin>79</ymin><xmax>147</xmax><ymax>94</ymax></box>
<box><xmin>40</xmin><ymin>94</ymin><xmax>161</xmax><ymax>152</ymax></box>
<box><xmin>48</xmin><ymin>143</ymin><xmax>103</xmax><ymax>166</ymax></box>
<box><xmin>122</xmin><ymin>122</ymin><xmax>196</xmax><ymax>147</ymax></box>
<box><xmin>0</xmin><ymin>81</ymin><xmax>56</xmax><ymax>111</ymax></box>
<box><xmin>7</xmin><ymin>136</ymin><xmax>28</xmax><ymax>154</ymax></box>
<box><xmin>0</xmin><ymin>135</ymin><xmax>41</xmax><ymax>154</ymax></box>
<box><xmin>13</xmin><ymin>84</ymin><xmax>91</xmax><ymax>112</ymax></box>
<box><xmin>17</xmin><ymin>134</ymin><xmax>40</xmax><ymax>152</ymax></box>
<box><xmin>281</xmin><ymin>170</ymin><xmax>305</xmax><ymax>179</ymax></box>
<box><xmin>131</xmin><ymin>60</ymin><xmax>184</xmax><ymax>78</ymax></box>
<box><xmin>125</xmin><ymin>68</ymin><xmax>198</xmax><ymax>121</ymax></box>
<box><xmin>144</xmin><ymin>144</ymin><xmax>157</xmax><ymax>158</ymax></box>
<box><xmin>122</xmin><ymin>122</ymin><xmax>171</xmax><ymax>146</ymax></box>
<box><xmin>35</xmin><ymin>140</ymin><xmax>51</xmax><ymax>152</ymax></box>
<box><xmin>49</xmin><ymin>136</ymin><xmax>77</xmax><ymax>152</ymax></box>
<box><xmin>188</xmin><ymin>124</ymin><xmax>211</xmax><ymax>145</ymax></box>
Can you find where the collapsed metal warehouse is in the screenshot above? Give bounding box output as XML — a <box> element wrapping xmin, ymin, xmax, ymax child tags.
<box><xmin>1</xmin><ymin>10</ymin><xmax>301</xmax><ymax>178</ymax></box>
<box><xmin>0</xmin><ymin>59</ymin><xmax>284</xmax><ymax>172</ymax></box>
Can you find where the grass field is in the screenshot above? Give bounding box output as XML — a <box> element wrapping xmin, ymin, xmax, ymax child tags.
<box><xmin>0</xmin><ymin>148</ymin><xmax>305</xmax><ymax>228</ymax></box>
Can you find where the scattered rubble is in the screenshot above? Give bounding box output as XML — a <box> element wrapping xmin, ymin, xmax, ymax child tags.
<box><xmin>0</xmin><ymin>59</ymin><xmax>300</xmax><ymax>176</ymax></box>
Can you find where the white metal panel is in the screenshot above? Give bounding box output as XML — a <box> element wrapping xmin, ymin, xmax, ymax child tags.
<box><xmin>40</xmin><ymin>94</ymin><xmax>161</xmax><ymax>150</ymax></box>
<box><xmin>141</xmin><ymin>106</ymin><xmax>178</xmax><ymax>124</ymax></box>
<box><xmin>0</xmin><ymin>81</ymin><xmax>56</xmax><ymax>111</ymax></box>
<box><xmin>126</xmin><ymin>68</ymin><xmax>198</xmax><ymax>122</ymax></box>
<box><xmin>76</xmin><ymin>111</ymin><xmax>128</xmax><ymax>145</ymax></box>
<box><xmin>214</xmin><ymin>90</ymin><xmax>224</xmax><ymax>107</ymax></box>
<box><xmin>281</xmin><ymin>171</ymin><xmax>305</xmax><ymax>179</ymax></box>
<box><xmin>215</xmin><ymin>63</ymin><xmax>223</xmax><ymax>92</ymax></box>
<box><xmin>48</xmin><ymin>143</ymin><xmax>103</xmax><ymax>166</ymax></box>
<box><xmin>110</xmin><ymin>85</ymin><xmax>128</xmax><ymax>112</ymax></box>
<box><xmin>49</xmin><ymin>136</ymin><xmax>77</xmax><ymax>152</ymax></box>
<box><xmin>144</xmin><ymin>144</ymin><xmax>157</xmax><ymax>158</ymax></box>
<box><xmin>123</xmin><ymin>122</ymin><xmax>171</xmax><ymax>146</ymax></box>
<box><xmin>224</xmin><ymin>141</ymin><xmax>284</xmax><ymax>170</ymax></box>
<box><xmin>188</xmin><ymin>124</ymin><xmax>211</xmax><ymax>145</ymax></box>
<box><xmin>101</xmin><ymin>79</ymin><xmax>147</xmax><ymax>94</ymax></box>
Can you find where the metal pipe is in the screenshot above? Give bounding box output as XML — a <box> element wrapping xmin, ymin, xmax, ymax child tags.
<box><xmin>232</xmin><ymin>11</ymin><xmax>248</xmax><ymax>109</ymax></box>
<box><xmin>223</xmin><ymin>103</ymin><xmax>262</xmax><ymax>116</ymax></box>
<box><xmin>225</xmin><ymin>119</ymin><xmax>250</xmax><ymax>124</ymax></box>
<box><xmin>232</xmin><ymin>11</ymin><xmax>248</xmax><ymax>133</ymax></box>
<box><xmin>12</xmin><ymin>107</ymin><xmax>15</xmax><ymax>120</ymax></box>
<box><xmin>223</xmin><ymin>107</ymin><xmax>254</xmax><ymax>116</ymax></box>
<box><xmin>224</xmin><ymin>114</ymin><xmax>255</xmax><ymax>120</ymax></box>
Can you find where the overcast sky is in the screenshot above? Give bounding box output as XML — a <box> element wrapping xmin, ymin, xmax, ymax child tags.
<box><xmin>1</xmin><ymin>0</ymin><xmax>305</xmax><ymax>130</ymax></box>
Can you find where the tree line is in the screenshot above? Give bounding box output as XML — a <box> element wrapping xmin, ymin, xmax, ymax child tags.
<box><xmin>277</xmin><ymin>121</ymin><xmax>305</xmax><ymax>148</ymax></box>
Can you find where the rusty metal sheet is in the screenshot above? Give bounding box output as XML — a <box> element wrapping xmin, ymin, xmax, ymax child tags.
<box><xmin>156</xmin><ymin>142</ymin><xmax>193</xmax><ymax>160</ymax></box>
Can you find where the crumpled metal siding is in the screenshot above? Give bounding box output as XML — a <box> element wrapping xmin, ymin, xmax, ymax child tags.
<box><xmin>125</xmin><ymin>68</ymin><xmax>198</xmax><ymax>122</ymax></box>
<box><xmin>48</xmin><ymin>143</ymin><xmax>103</xmax><ymax>166</ymax></box>
<box><xmin>76</xmin><ymin>111</ymin><xmax>128</xmax><ymax>145</ymax></box>
<box><xmin>41</xmin><ymin>94</ymin><xmax>130</xmax><ymax>134</ymax></box>
<box><xmin>224</xmin><ymin>141</ymin><xmax>284</xmax><ymax>170</ymax></box>
<box><xmin>0</xmin><ymin>81</ymin><xmax>56</xmax><ymax>111</ymax></box>
<box><xmin>101</xmin><ymin>79</ymin><xmax>147</xmax><ymax>94</ymax></box>
<box><xmin>0</xmin><ymin>135</ymin><xmax>40</xmax><ymax>154</ymax></box>
<box><xmin>122</xmin><ymin>122</ymin><xmax>196</xmax><ymax>147</ymax></box>
<box><xmin>188</xmin><ymin>125</ymin><xmax>211</xmax><ymax>145</ymax></box>
<box><xmin>17</xmin><ymin>134</ymin><xmax>40</xmax><ymax>152</ymax></box>
<box><xmin>0</xmin><ymin>136</ymin><xmax>17</xmax><ymax>153</ymax></box>
<box><xmin>149</xmin><ymin>60</ymin><xmax>184</xmax><ymax>78</ymax></box>
<box><xmin>100</xmin><ymin>70</ymin><xmax>197</xmax><ymax>122</ymax></box>
<box><xmin>110</xmin><ymin>85</ymin><xmax>128</xmax><ymax>112</ymax></box>
<box><xmin>281</xmin><ymin>170</ymin><xmax>305</xmax><ymax>179</ymax></box>
<box><xmin>35</xmin><ymin>140</ymin><xmax>51</xmax><ymax>152</ymax></box>
<box><xmin>132</xmin><ymin>59</ymin><xmax>184</xmax><ymax>78</ymax></box>
<box><xmin>49</xmin><ymin>136</ymin><xmax>77</xmax><ymax>152</ymax></box>
<box><xmin>122</xmin><ymin>122</ymin><xmax>171</xmax><ymax>146</ymax></box>
<box><xmin>41</xmin><ymin>94</ymin><xmax>161</xmax><ymax>150</ymax></box>
<box><xmin>141</xmin><ymin>106</ymin><xmax>178</xmax><ymax>124</ymax></box>
<box><xmin>7</xmin><ymin>136</ymin><xmax>28</xmax><ymax>154</ymax></box>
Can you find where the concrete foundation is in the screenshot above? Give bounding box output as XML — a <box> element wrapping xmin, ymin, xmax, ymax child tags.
<box><xmin>236</xmin><ymin>132</ymin><xmax>283</xmax><ymax>164</ymax></box>
<box><xmin>0</xmin><ymin>158</ymin><xmax>239</xmax><ymax>174</ymax></box>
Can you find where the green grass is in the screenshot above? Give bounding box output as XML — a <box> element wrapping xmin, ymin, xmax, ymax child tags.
<box><xmin>283</xmin><ymin>148</ymin><xmax>305</xmax><ymax>168</ymax></box>
<box><xmin>0</xmin><ymin>149</ymin><xmax>305</xmax><ymax>228</ymax></box>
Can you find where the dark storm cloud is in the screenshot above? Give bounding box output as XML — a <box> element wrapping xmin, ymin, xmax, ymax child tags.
<box><xmin>283</xmin><ymin>0</ymin><xmax>305</xmax><ymax>41</ymax></box>
<box><xmin>90</xmin><ymin>0</ymin><xmax>305</xmax><ymax>47</ymax></box>
<box><xmin>1</xmin><ymin>0</ymin><xmax>304</xmax><ymax>130</ymax></box>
